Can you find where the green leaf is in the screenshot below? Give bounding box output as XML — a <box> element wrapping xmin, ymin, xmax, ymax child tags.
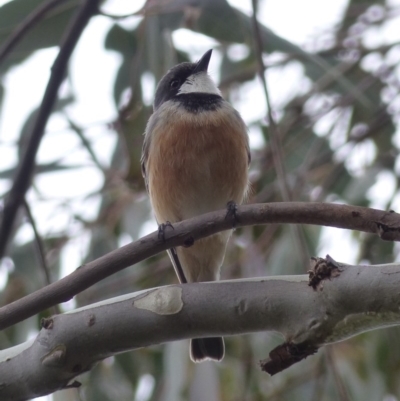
<box><xmin>0</xmin><ymin>0</ymin><xmax>79</xmax><ymax>72</ymax></box>
<box><xmin>104</xmin><ymin>24</ymin><xmax>138</xmax><ymax>105</ymax></box>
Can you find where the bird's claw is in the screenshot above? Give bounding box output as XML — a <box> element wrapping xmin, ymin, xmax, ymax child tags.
<box><xmin>158</xmin><ymin>221</ymin><xmax>174</xmax><ymax>241</ymax></box>
<box><xmin>225</xmin><ymin>201</ymin><xmax>238</xmax><ymax>228</ymax></box>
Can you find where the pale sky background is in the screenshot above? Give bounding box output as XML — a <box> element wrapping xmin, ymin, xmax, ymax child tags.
<box><xmin>1</xmin><ymin>0</ymin><xmax>400</xmax><ymax>399</ymax></box>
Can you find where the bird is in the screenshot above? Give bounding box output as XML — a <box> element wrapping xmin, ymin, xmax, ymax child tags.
<box><xmin>141</xmin><ymin>49</ymin><xmax>250</xmax><ymax>362</ymax></box>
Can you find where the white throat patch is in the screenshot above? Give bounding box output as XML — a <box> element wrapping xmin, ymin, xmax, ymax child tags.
<box><xmin>178</xmin><ymin>72</ymin><xmax>221</xmax><ymax>96</ymax></box>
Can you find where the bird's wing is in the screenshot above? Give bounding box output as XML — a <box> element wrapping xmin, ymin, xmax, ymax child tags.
<box><xmin>141</xmin><ymin>123</ymin><xmax>187</xmax><ymax>284</ymax></box>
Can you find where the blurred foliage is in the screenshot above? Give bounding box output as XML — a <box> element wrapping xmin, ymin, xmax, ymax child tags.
<box><xmin>1</xmin><ymin>0</ymin><xmax>400</xmax><ymax>400</ymax></box>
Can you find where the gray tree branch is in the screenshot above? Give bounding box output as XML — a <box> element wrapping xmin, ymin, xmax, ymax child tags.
<box><xmin>1</xmin><ymin>259</ymin><xmax>400</xmax><ymax>400</ymax></box>
<box><xmin>0</xmin><ymin>202</ymin><xmax>399</xmax><ymax>331</ymax></box>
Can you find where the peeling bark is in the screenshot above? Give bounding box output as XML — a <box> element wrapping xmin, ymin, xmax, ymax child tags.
<box><xmin>2</xmin><ymin>259</ymin><xmax>400</xmax><ymax>400</ymax></box>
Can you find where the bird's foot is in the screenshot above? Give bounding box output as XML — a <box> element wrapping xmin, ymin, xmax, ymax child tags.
<box><xmin>225</xmin><ymin>201</ymin><xmax>238</xmax><ymax>228</ymax></box>
<box><xmin>158</xmin><ymin>221</ymin><xmax>174</xmax><ymax>242</ymax></box>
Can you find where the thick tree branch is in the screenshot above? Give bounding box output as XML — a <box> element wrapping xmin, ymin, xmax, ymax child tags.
<box><xmin>0</xmin><ymin>202</ymin><xmax>399</xmax><ymax>331</ymax></box>
<box><xmin>2</xmin><ymin>260</ymin><xmax>400</xmax><ymax>400</ymax></box>
<box><xmin>0</xmin><ymin>0</ymin><xmax>100</xmax><ymax>260</ymax></box>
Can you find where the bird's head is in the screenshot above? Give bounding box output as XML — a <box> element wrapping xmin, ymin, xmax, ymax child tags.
<box><xmin>153</xmin><ymin>49</ymin><xmax>221</xmax><ymax>110</ymax></box>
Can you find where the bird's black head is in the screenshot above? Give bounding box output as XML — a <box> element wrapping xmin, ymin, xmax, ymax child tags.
<box><xmin>153</xmin><ymin>49</ymin><xmax>221</xmax><ymax>110</ymax></box>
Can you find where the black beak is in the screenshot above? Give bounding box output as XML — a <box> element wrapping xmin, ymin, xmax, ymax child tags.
<box><xmin>193</xmin><ymin>49</ymin><xmax>212</xmax><ymax>74</ymax></box>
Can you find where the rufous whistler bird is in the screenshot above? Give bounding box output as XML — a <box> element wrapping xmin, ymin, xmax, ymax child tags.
<box><xmin>141</xmin><ymin>49</ymin><xmax>250</xmax><ymax>362</ymax></box>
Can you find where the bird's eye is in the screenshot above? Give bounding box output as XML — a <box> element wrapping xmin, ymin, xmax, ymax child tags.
<box><xmin>170</xmin><ymin>80</ymin><xmax>180</xmax><ymax>89</ymax></box>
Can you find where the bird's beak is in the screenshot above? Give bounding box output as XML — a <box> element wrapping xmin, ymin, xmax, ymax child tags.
<box><xmin>193</xmin><ymin>49</ymin><xmax>213</xmax><ymax>73</ymax></box>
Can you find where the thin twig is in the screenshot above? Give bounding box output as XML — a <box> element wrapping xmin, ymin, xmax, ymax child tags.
<box><xmin>0</xmin><ymin>0</ymin><xmax>71</xmax><ymax>66</ymax></box>
<box><xmin>22</xmin><ymin>199</ymin><xmax>60</xmax><ymax>315</ymax></box>
<box><xmin>22</xmin><ymin>199</ymin><xmax>50</xmax><ymax>284</ymax></box>
<box><xmin>251</xmin><ymin>0</ymin><xmax>291</xmax><ymax>201</ymax></box>
<box><xmin>66</xmin><ymin>117</ymin><xmax>105</xmax><ymax>171</ymax></box>
<box><xmin>251</xmin><ymin>0</ymin><xmax>310</xmax><ymax>266</ymax></box>
<box><xmin>326</xmin><ymin>347</ymin><xmax>351</xmax><ymax>401</ymax></box>
<box><xmin>0</xmin><ymin>0</ymin><xmax>101</xmax><ymax>261</ymax></box>
<box><xmin>0</xmin><ymin>201</ymin><xmax>398</xmax><ymax>330</ymax></box>
<box><xmin>311</xmin><ymin>352</ymin><xmax>327</xmax><ymax>401</ymax></box>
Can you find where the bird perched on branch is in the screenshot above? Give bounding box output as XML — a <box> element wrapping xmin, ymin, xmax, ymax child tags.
<box><xmin>141</xmin><ymin>49</ymin><xmax>250</xmax><ymax>362</ymax></box>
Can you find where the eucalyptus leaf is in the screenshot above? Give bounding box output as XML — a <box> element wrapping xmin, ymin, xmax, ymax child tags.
<box><xmin>0</xmin><ymin>0</ymin><xmax>79</xmax><ymax>72</ymax></box>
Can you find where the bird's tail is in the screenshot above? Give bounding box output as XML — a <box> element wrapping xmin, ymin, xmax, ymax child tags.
<box><xmin>190</xmin><ymin>337</ymin><xmax>225</xmax><ymax>362</ymax></box>
<box><xmin>168</xmin><ymin>247</ymin><xmax>225</xmax><ymax>362</ymax></box>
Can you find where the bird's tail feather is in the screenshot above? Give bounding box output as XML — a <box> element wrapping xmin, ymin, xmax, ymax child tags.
<box><xmin>168</xmin><ymin>247</ymin><xmax>225</xmax><ymax>363</ymax></box>
<box><xmin>167</xmin><ymin>247</ymin><xmax>187</xmax><ymax>283</ymax></box>
<box><xmin>190</xmin><ymin>337</ymin><xmax>225</xmax><ymax>362</ymax></box>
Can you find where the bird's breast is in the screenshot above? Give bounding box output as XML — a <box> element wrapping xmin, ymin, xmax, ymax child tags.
<box><xmin>146</xmin><ymin>102</ymin><xmax>249</xmax><ymax>223</ymax></box>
